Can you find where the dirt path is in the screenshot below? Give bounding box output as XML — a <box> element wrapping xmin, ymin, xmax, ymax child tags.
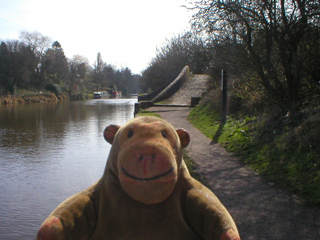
<box><xmin>148</xmin><ymin>106</ymin><xmax>320</xmax><ymax>240</ymax></box>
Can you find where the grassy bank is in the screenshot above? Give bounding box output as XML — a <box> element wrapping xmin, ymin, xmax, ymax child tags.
<box><xmin>188</xmin><ymin>104</ymin><xmax>320</xmax><ymax>207</ymax></box>
<box><xmin>0</xmin><ymin>90</ymin><xmax>93</xmax><ymax>106</ymax></box>
<box><xmin>0</xmin><ymin>92</ymin><xmax>70</xmax><ymax>106</ymax></box>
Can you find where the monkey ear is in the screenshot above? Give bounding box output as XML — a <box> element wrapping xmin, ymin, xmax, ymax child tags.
<box><xmin>176</xmin><ymin>129</ymin><xmax>190</xmax><ymax>148</ymax></box>
<box><xmin>104</xmin><ymin>125</ymin><xmax>121</xmax><ymax>144</ymax></box>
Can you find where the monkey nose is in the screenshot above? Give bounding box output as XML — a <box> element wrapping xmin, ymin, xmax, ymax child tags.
<box><xmin>139</xmin><ymin>154</ymin><xmax>156</xmax><ymax>175</ymax></box>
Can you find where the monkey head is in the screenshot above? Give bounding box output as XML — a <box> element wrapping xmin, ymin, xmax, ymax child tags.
<box><xmin>104</xmin><ymin>116</ymin><xmax>190</xmax><ymax>204</ymax></box>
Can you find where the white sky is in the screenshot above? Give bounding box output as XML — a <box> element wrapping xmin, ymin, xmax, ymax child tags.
<box><xmin>0</xmin><ymin>0</ymin><xmax>193</xmax><ymax>74</ymax></box>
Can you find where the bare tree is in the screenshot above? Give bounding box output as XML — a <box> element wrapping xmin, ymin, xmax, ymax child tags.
<box><xmin>141</xmin><ymin>31</ymin><xmax>211</xmax><ymax>91</ymax></box>
<box><xmin>19</xmin><ymin>31</ymin><xmax>52</xmax><ymax>59</ymax></box>
<box><xmin>93</xmin><ymin>52</ymin><xmax>106</xmax><ymax>90</ymax></box>
<box><xmin>190</xmin><ymin>0</ymin><xmax>320</xmax><ymax>114</ymax></box>
<box><xmin>19</xmin><ymin>31</ymin><xmax>53</xmax><ymax>87</ymax></box>
<box><xmin>69</xmin><ymin>55</ymin><xmax>89</xmax><ymax>91</ymax></box>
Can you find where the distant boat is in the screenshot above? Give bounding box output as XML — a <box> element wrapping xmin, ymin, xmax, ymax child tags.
<box><xmin>93</xmin><ymin>92</ymin><xmax>101</xmax><ymax>98</ymax></box>
<box><xmin>111</xmin><ymin>91</ymin><xmax>122</xmax><ymax>98</ymax></box>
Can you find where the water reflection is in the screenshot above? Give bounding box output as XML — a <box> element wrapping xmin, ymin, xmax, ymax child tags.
<box><xmin>0</xmin><ymin>98</ymin><xmax>137</xmax><ymax>240</ymax></box>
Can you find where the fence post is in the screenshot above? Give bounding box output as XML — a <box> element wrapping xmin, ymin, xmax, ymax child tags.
<box><xmin>221</xmin><ymin>70</ymin><xmax>228</xmax><ymax>122</ymax></box>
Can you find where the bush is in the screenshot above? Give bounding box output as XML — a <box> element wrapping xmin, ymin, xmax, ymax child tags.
<box><xmin>45</xmin><ymin>83</ymin><xmax>62</xmax><ymax>95</ymax></box>
<box><xmin>69</xmin><ymin>92</ymin><xmax>91</xmax><ymax>100</ymax></box>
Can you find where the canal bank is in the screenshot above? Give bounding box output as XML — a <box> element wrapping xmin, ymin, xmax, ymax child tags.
<box><xmin>146</xmin><ymin>106</ymin><xmax>320</xmax><ymax>240</ymax></box>
<box><xmin>0</xmin><ymin>93</ymin><xmax>69</xmax><ymax>105</ymax></box>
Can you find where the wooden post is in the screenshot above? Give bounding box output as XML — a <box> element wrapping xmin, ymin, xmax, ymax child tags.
<box><xmin>221</xmin><ymin>70</ymin><xmax>228</xmax><ymax>122</ymax></box>
<box><xmin>134</xmin><ymin>102</ymin><xmax>140</xmax><ymax>116</ymax></box>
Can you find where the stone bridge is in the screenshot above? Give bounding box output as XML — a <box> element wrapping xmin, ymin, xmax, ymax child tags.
<box><xmin>136</xmin><ymin>66</ymin><xmax>210</xmax><ymax>112</ymax></box>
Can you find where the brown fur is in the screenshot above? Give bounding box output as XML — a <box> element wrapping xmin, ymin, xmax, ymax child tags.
<box><xmin>37</xmin><ymin>116</ymin><xmax>240</xmax><ymax>240</ymax></box>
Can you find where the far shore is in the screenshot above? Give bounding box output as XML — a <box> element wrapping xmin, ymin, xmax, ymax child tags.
<box><xmin>0</xmin><ymin>93</ymin><xmax>69</xmax><ymax>106</ymax></box>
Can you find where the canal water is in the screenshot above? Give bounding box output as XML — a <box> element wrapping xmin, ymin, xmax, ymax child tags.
<box><xmin>0</xmin><ymin>98</ymin><xmax>137</xmax><ymax>240</ymax></box>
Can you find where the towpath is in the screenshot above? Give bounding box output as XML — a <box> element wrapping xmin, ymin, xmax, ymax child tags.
<box><xmin>147</xmin><ymin>106</ymin><xmax>320</xmax><ymax>240</ymax></box>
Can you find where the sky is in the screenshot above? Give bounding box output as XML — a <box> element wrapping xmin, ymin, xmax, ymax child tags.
<box><xmin>0</xmin><ymin>0</ymin><xmax>193</xmax><ymax>74</ymax></box>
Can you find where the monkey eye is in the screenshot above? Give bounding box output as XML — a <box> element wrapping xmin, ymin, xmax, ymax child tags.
<box><xmin>128</xmin><ymin>130</ymin><xmax>134</xmax><ymax>138</ymax></box>
<box><xmin>161</xmin><ymin>131</ymin><xmax>167</xmax><ymax>138</ymax></box>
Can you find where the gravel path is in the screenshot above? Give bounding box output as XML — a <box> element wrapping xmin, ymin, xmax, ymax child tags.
<box><xmin>147</xmin><ymin>106</ymin><xmax>320</xmax><ymax>240</ymax></box>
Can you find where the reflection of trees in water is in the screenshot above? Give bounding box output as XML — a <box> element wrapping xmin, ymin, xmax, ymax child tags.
<box><xmin>0</xmin><ymin>100</ymin><xmax>135</xmax><ymax>160</ymax></box>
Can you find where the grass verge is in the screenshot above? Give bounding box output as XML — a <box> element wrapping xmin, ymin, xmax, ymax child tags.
<box><xmin>137</xmin><ymin>110</ymin><xmax>164</xmax><ymax>118</ymax></box>
<box><xmin>188</xmin><ymin>105</ymin><xmax>320</xmax><ymax>207</ymax></box>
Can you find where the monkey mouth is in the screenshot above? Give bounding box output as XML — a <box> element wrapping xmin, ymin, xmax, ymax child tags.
<box><xmin>121</xmin><ymin>166</ymin><xmax>174</xmax><ymax>181</ymax></box>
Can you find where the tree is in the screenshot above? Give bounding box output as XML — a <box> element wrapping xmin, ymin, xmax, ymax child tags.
<box><xmin>19</xmin><ymin>31</ymin><xmax>52</xmax><ymax>88</ymax></box>
<box><xmin>0</xmin><ymin>41</ymin><xmax>14</xmax><ymax>94</ymax></box>
<box><xmin>0</xmin><ymin>40</ymin><xmax>37</xmax><ymax>95</ymax></box>
<box><xmin>114</xmin><ymin>67</ymin><xmax>133</xmax><ymax>96</ymax></box>
<box><xmin>19</xmin><ymin>31</ymin><xmax>52</xmax><ymax>59</ymax></box>
<box><xmin>102</xmin><ymin>64</ymin><xmax>115</xmax><ymax>86</ymax></box>
<box><xmin>69</xmin><ymin>55</ymin><xmax>89</xmax><ymax>91</ymax></box>
<box><xmin>92</xmin><ymin>52</ymin><xmax>106</xmax><ymax>91</ymax></box>
<box><xmin>42</xmin><ymin>41</ymin><xmax>69</xmax><ymax>85</ymax></box>
<box><xmin>141</xmin><ymin>31</ymin><xmax>211</xmax><ymax>91</ymax></box>
<box><xmin>132</xmin><ymin>74</ymin><xmax>142</xmax><ymax>94</ymax></box>
<box><xmin>190</xmin><ymin>0</ymin><xmax>320</xmax><ymax>114</ymax></box>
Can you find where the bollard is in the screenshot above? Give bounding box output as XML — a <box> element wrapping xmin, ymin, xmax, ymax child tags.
<box><xmin>191</xmin><ymin>97</ymin><xmax>201</xmax><ymax>107</ymax></box>
<box><xmin>134</xmin><ymin>102</ymin><xmax>140</xmax><ymax>116</ymax></box>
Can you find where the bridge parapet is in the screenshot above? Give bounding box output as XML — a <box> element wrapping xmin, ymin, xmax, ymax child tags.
<box><xmin>135</xmin><ymin>66</ymin><xmax>210</xmax><ymax>114</ymax></box>
<box><xmin>138</xmin><ymin>66</ymin><xmax>189</xmax><ymax>103</ymax></box>
<box><xmin>151</xmin><ymin>65</ymin><xmax>189</xmax><ymax>103</ymax></box>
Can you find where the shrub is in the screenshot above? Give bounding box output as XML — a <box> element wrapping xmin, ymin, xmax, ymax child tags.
<box><xmin>45</xmin><ymin>83</ymin><xmax>62</xmax><ymax>96</ymax></box>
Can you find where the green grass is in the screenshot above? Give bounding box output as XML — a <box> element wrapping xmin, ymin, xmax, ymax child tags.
<box><xmin>183</xmin><ymin>151</ymin><xmax>203</xmax><ymax>182</ymax></box>
<box><xmin>137</xmin><ymin>110</ymin><xmax>163</xmax><ymax>118</ymax></box>
<box><xmin>188</xmin><ymin>105</ymin><xmax>320</xmax><ymax>207</ymax></box>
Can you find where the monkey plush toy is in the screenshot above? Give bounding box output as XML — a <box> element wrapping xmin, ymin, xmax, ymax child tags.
<box><xmin>37</xmin><ymin>116</ymin><xmax>240</xmax><ymax>240</ymax></box>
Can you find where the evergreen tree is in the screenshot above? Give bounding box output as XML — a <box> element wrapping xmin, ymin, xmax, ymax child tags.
<box><xmin>42</xmin><ymin>41</ymin><xmax>69</xmax><ymax>85</ymax></box>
